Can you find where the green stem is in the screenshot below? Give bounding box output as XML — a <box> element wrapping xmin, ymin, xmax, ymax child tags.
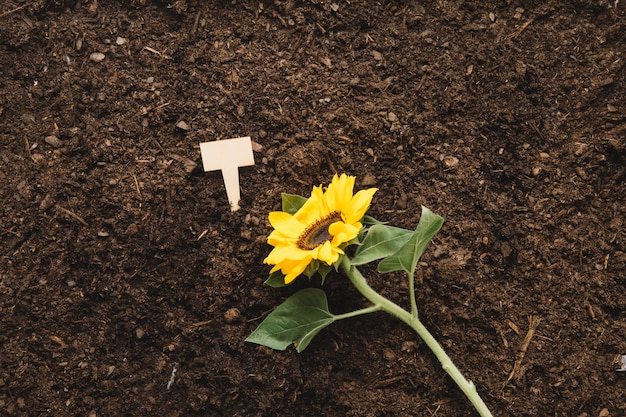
<box><xmin>334</xmin><ymin>305</ymin><xmax>382</xmax><ymax>321</ymax></box>
<box><xmin>340</xmin><ymin>257</ymin><xmax>493</xmax><ymax>417</ymax></box>
<box><xmin>407</xmin><ymin>270</ymin><xmax>418</xmax><ymax>319</ymax></box>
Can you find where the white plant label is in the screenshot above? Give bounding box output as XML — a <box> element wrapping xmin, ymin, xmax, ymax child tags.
<box><xmin>199</xmin><ymin>136</ymin><xmax>255</xmax><ymax>211</ymax></box>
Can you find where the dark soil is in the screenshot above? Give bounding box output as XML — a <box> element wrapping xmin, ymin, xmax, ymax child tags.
<box><xmin>1</xmin><ymin>1</ymin><xmax>625</xmax><ymax>416</ymax></box>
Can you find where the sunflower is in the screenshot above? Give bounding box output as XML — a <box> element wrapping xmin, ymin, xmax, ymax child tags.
<box><xmin>264</xmin><ymin>174</ymin><xmax>377</xmax><ymax>283</ymax></box>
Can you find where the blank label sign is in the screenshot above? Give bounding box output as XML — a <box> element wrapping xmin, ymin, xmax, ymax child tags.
<box><xmin>199</xmin><ymin>136</ymin><xmax>255</xmax><ymax>211</ymax></box>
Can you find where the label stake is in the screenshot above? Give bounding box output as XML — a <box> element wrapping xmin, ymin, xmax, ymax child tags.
<box><xmin>199</xmin><ymin>136</ymin><xmax>255</xmax><ymax>211</ymax></box>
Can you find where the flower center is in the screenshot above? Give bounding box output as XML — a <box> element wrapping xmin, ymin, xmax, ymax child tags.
<box><xmin>297</xmin><ymin>211</ymin><xmax>343</xmax><ymax>250</ymax></box>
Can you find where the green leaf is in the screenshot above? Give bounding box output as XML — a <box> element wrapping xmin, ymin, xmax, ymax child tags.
<box><xmin>245</xmin><ymin>288</ymin><xmax>336</xmax><ymax>352</ymax></box>
<box><xmin>351</xmin><ymin>224</ymin><xmax>414</xmax><ymax>266</ymax></box>
<box><xmin>362</xmin><ymin>215</ymin><xmax>385</xmax><ymax>226</ymax></box>
<box><xmin>265</xmin><ymin>270</ymin><xmax>289</xmax><ymax>288</ymax></box>
<box><xmin>378</xmin><ymin>206</ymin><xmax>444</xmax><ymax>275</ymax></box>
<box><xmin>281</xmin><ymin>193</ymin><xmax>308</xmax><ymax>215</ymax></box>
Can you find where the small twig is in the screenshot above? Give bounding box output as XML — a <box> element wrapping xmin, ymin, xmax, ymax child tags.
<box><xmin>185</xmin><ymin>320</ymin><xmax>213</xmax><ymax>331</ymax></box>
<box><xmin>0</xmin><ymin>4</ymin><xmax>28</xmax><ymax>19</ymax></box>
<box><xmin>373</xmin><ymin>375</ymin><xmax>405</xmax><ymax>388</ymax></box>
<box><xmin>24</xmin><ymin>137</ymin><xmax>31</xmax><ymax>158</ymax></box>
<box><xmin>56</xmin><ymin>206</ymin><xmax>89</xmax><ymax>227</ymax></box>
<box><xmin>191</xmin><ymin>10</ymin><xmax>201</xmax><ymax>34</ymax></box>
<box><xmin>166</xmin><ymin>362</ymin><xmax>178</xmax><ymax>390</ymax></box>
<box><xmin>503</xmin><ymin>315</ymin><xmax>541</xmax><ymax>388</ymax></box>
<box><xmin>132</xmin><ymin>174</ymin><xmax>143</xmax><ymax>200</ymax></box>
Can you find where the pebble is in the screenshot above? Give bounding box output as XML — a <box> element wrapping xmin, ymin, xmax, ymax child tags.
<box><xmin>401</xmin><ymin>341</ymin><xmax>416</xmax><ymax>353</ymax></box>
<box><xmin>573</xmin><ymin>142</ymin><xmax>588</xmax><ymax>156</ymax></box>
<box><xmin>39</xmin><ymin>194</ymin><xmax>55</xmax><ymax>211</ymax></box>
<box><xmin>539</xmin><ymin>152</ymin><xmax>550</xmax><ymax>159</ymax></box>
<box><xmin>90</xmin><ymin>52</ymin><xmax>106</xmax><ymax>62</ymax></box>
<box><xmin>224</xmin><ymin>308</ymin><xmax>241</xmax><ymax>324</ymax></box>
<box><xmin>443</xmin><ymin>155</ymin><xmax>459</xmax><ymax>168</ymax></box>
<box><xmin>532</xmin><ymin>167</ymin><xmax>542</xmax><ymax>176</ymax></box>
<box><xmin>383</xmin><ymin>348</ymin><xmax>396</xmax><ymax>361</ymax></box>
<box><xmin>176</xmin><ymin>120</ymin><xmax>190</xmax><ymax>131</ymax></box>
<box><xmin>135</xmin><ymin>328</ymin><xmax>145</xmax><ymax>339</ymax></box>
<box><xmin>251</xmin><ymin>141</ymin><xmax>264</xmax><ymax>152</ymax></box>
<box><xmin>387</xmin><ymin>112</ymin><xmax>398</xmax><ymax>123</ymax></box>
<box><xmin>45</xmin><ymin>135</ymin><xmax>61</xmax><ymax>147</ymax></box>
<box><xmin>115</xmin><ymin>36</ymin><xmax>128</xmax><ymax>46</ymax></box>
<box><xmin>361</xmin><ymin>173</ymin><xmax>377</xmax><ymax>186</ymax></box>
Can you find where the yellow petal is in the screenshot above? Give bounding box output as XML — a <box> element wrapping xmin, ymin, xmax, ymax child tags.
<box><xmin>329</xmin><ymin>221</ymin><xmax>361</xmax><ymax>245</ymax></box>
<box><xmin>281</xmin><ymin>257</ymin><xmax>312</xmax><ymax>283</ymax></box>
<box><xmin>325</xmin><ymin>174</ymin><xmax>354</xmax><ymax>213</ymax></box>
<box><xmin>269</xmin><ymin>211</ymin><xmax>305</xmax><ymax>238</ymax></box>
<box><xmin>316</xmin><ymin>240</ymin><xmax>339</xmax><ymax>264</ymax></box>
<box><xmin>344</xmin><ymin>188</ymin><xmax>377</xmax><ymax>224</ymax></box>
<box><xmin>264</xmin><ymin>245</ymin><xmax>310</xmax><ymax>265</ymax></box>
<box><xmin>295</xmin><ymin>185</ymin><xmax>328</xmax><ymax>224</ymax></box>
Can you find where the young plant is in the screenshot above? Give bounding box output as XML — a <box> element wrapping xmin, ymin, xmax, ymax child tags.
<box><xmin>246</xmin><ymin>174</ymin><xmax>493</xmax><ymax>417</ymax></box>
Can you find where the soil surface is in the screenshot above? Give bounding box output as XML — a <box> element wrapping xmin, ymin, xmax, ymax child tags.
<box><xmin>1</xmin><ymin>1</ymin><xmax>625</xmax><ymax>416</ymax></box>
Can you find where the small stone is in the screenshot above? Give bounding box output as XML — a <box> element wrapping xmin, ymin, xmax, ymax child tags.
<box><xmin>175</xmin><ymin>120</ymin><xmax>190</xmax><ymax>131</ymax></box>
<box><xmin>115</xmin><ymin>36</ymin><xmax>128</xmax><ymax>46</ymax></box>
<box><xmin>387</xmin><ymin>112</ymin><xmax>398</xmax><ymax>123</ymax></box>
<box><xmin>573</xmin><ymin>142</ymin><xmax>588</xmax><ymax>156</ymax></box>
<box><xmin>365</xmin><ymin>148</ymin><xmax>375</xmax><ymax>158</ymax></box>
<box><xmin>372</xmin><ymin>50</ymin><xmax>383</xmax><ymax>61</ymax></box>
<box><xmin>45</xmin><ymin>135</ymin><xmax>61</xmax><ymax>147</ymax></box>
<box><xmin>401</xmin><ymin>341</ymin><xmax>416</xmax><ymax>353</ymax></box>
<box><xmin>21</xmin><ymin>113</ymin><xmax>36</xmax><ymax>124</ymax></box>
<box><xmin>488</xmin><ymin>12</ymin><xmax>496</xmax><ymax>22</ymax></box>
<box><xmin>383</xmin><ymin>348</ymin><xmax>396</xmax><ymax>361</ymax></box>
<box><xmin>532</xmin><ymin>167</ymin><xmax>542</xmax><ymax>176</ymax></box>
<box><xmin>443</xmin><ymin>155</ymin><xmax>459</xmax><ymax>168</ymax></box>
<box><xmin>259</xmin><ymin>129</ymin><xmax>267</xmax><ymax>138</ymax></box>
<box><xmin>251</xmin><ymin>141</ymin><xmax>264</xmax><ymax>152</ymax></box>
<box><xmin>361</xmin><ymin>173</ymin><xmax>377</xmax><ymax>186</ymax></box>
<box><xmin>39</xmin><ymin>194</ymin><xmax>55</xmax><ymax>212</ymax></box>
<box><xmin>90</xmin><ymin>52</ymin><xmax>106</xmax><ymax>62</ymax></box>
<box><xmin>224</xmin><ymin>308</ymin><xmax>241</xmax><ymax>324</ymax></box>
<box><xmin>607</xmin><ymin>104</ymin><xmax>617</xmax><ymax>112</ymax></box>
<box><xmin>135</xmin><ymin>328</ymin><xmax>145</xmax><ymax>339</ymax></box>
<box><xmin>598</xmin><ymin>408</ymin><xmax>609</xmax><ymax>417</ymax></box>
<box><xmin>539</xmin><ymin>152</ymin><xmax>550</xmax><ymax>159</ymax></box>
<box><xmin>125</xmin><ymin>223</ymin><xmax>139</xmax><ymax>236</ymax></box>
<box><xmin>575</xmin><ymin>167</ymin><xmax>588</xmax><ymax>179</ymax></box>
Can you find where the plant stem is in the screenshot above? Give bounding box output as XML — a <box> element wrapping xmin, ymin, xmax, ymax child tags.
<box><xmin>407</xmin><ymin>270</ymin><xmax>418</xmax><ymax>319</ymax></box>
<box><xmin>340</xmin><ymin>257</ymin><xmax>493</xmax><ymax>417</ymax></box>
<box><xmin>334</xmin><ymin>305</ymin><xmax>382</xmax><ymax>321</ymax></box>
